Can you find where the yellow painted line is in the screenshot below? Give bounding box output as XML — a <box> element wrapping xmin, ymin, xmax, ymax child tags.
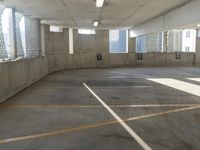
<box><xmin>0</xmin><ymin>104</ymin><xmax>199</xmax><ymax>109</ymax></box>
<box><xmin>0</xmin><ymin>120</ymin><xmax>117</xmax><ymax>145</ymax></box>
<box><xmin>124</xmin><ymin>105</ymin><xmax>200</xmax><ymax>122</ymax></box>
<box><xmin>0</xmin><ymin>105</ymin><xmax>200</xmax><ymax>145</ymax></box>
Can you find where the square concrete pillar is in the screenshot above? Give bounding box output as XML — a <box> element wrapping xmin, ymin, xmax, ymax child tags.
<box><xmin>195</xmin><ymin>30</ymin><xmax>200</xmax><ymax>66</ymax></box>
<box><xmin>162</xmin><ymin>31</ymin><xmax>168</xmax><ymax>52</ymax></box>
<box><xmin>128</xmin><ymin>37</ymin><xmax>135</xmax><ymax>53</ymax></box>
<box><xmin>40</xmin><ymin>24</ymin><xmax>46</xmax><ymax>56</ymax></box>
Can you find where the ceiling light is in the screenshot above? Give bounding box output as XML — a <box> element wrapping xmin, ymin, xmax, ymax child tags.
<box><xmin>78</xmin><ymin>29</ymin><xmax>96</xmax><ymax>35</ymax></box>
<box><xmin>93</xmin><ymin>21</ymin><xmax>99</xmax><ymax>27</ymax></box>
<box><xmin>197</xmin><ymin>24</ymin><xmax>200</xmax><ymax>27</ymax></box>
<box><xmin>96</xmin><ymin>0</ymin><xmax>104</xmax><ymax>7</ymax></box>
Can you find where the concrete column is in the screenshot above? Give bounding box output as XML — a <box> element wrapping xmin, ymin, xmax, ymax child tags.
<box><xmin>162</xmin><ymin>31</ymin><xmax>168</xmax><ymax>52</ymax></box>
<box><xmin>128</xmin><ymin>37</ymin><xmax>136</xmax><ymax>66</ymax></box>
<box><xmin>9</xmin><ymin>8</ymin><xmax>17</xmax><ymax>59</ymax></box>
<box><xmin>41</xmin><ymin>24</ymin><xmax>50</xmax><ymax>56</ymax></box>
<box><xmin>128</xmin><ymin>37</ymin><xmax>135</xmax><ymax>53</ymax></box>
<box><xmin>69</xmin><ymin>28</ymin><xmax>74</xmax><ymax>54</ymax></box>
<box><xmin>37</xmin><ymin>19</ymin><xmax>42</xmax><ymax>56</ymax></box>
<box><xmin>40</xmin><ymin>24</ymin><xmax>46</xmax><ymax>56</ymax></box>
<box><xmin>195</xmin><ymin>29</ymin><xmax>200</xmax><ymax>66</ymax></box>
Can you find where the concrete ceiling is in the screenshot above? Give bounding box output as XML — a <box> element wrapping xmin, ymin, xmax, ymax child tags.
<box><xmin>2</xmin><ymin>0</ymin><xmax>192</xmax><ymax>29</ymax></box>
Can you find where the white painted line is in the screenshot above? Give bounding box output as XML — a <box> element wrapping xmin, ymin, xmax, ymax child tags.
<box><xmin>83</xmin><ymin>83</ymin><xmax>152</xmax><ymax>150</ymax></box>
<box><xmin>187</xmin><ymin>78</ymin><xmax>200</xmax><ymax>83</ymax></box>
<box><xmin>147</xmin><ymin>78</ymin><xmax>200</xmax><ymax>97</ymax></box>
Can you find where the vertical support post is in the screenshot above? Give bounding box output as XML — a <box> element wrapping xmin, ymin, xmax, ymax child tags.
<box><xmin>37</xmin><ymin>19</ymin><xmax>42</xmax><ymax>56</ymax></box>
<box><xmin>195</xmin><ymin>29</ymin><xmax>200</xmax><ymax>66</ymax></box>
<box><xmin>40</xmin><ymin>24</ymin><xmax>46</xmax><ymax>56</ymax></box>
<box><xmin>162</xmin><ymin>31</ymin><xmax>168</xmax><ymax>52</ymax></box>
<box><xmin>128</xmin><ymin>37</ymin><xmax>135</xmax><ymax>53</ymax></box>
<box><xmin>69</xmin><ymin>28</ymin><xmax>74</xmax><ymax>54</ymax></box>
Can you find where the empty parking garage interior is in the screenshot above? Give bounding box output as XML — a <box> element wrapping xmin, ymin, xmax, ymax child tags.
<box><xmin>1</xmin><ymin>0</ymin><xmax>200</xmax><ymax>150</ymax></box>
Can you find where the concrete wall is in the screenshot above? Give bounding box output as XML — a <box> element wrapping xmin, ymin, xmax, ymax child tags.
<box><xmin>45</xmin><ymin>26</ymin><xmax>69</xmax><ymax>72</ymax></box>
<box><xmin>74</xmin><ymin>29</ymin><xmax>108</xmax><ymax>54</ymax></box>
<box><xmin>45</xmin><ymin>26</ymin><xmax>136</xmax><ymax>72</ymax></box>
<box><xmin>136</xmin><ymin>52</ymin><xmax>195</xmax><ymax>67</ymax></box>
<box><xmin>0</xmin><ymin>57</ymin><xmax>48</xmax><ymax>102</ymax></box>
<box><xmin>45</xmin><ymin>25</ymin><xmax>196</xmax><ymax>70</ymax></box>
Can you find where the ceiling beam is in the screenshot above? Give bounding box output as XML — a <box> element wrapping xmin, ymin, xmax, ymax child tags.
<box><xmin>131</xmin><ymin>0</ymin><xmax>199</xmax><ymax>37</ymax></box>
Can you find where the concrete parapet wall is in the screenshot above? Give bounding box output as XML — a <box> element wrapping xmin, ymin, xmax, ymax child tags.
<box><xmin>47</xmin><ymin>53</ymin><xmax>136</xmax><ymax>72</ymax></box>
<box><xmin>136</xmin><ymin>52</ymin><xmax>195</xmax><ymax>67</ymax></box>
<box><xmin>0</xmin><ymin>57</ymin><xmax>48</xmax><ymax>103</ymax></box>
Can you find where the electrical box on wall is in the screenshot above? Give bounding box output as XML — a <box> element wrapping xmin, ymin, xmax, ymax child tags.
<box><xmin>176</xmin><ymin>53</ymin><xmax>181</xmax><ymax>59</ymax></box>
<box><xmin>137</xmin><ymin>54</ymin><xmax>143</xmax><ymax>60</ymax></box>
<box><xmin>97</xmin><ymin>53</ymin><xmax>102</xmax><ymax>60</ymax></box>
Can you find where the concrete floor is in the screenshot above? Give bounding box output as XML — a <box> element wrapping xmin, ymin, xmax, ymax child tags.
<box><xmin>1</xmin><ymin>67</ymin><xmax>200</xmax><ymax>150</ymax></box>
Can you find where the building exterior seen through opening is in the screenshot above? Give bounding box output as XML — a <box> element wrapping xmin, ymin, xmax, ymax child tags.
<box><xmin>0</xmin><ymin>0</ymin><xmax>200</xmax><ymax>150</ymax></box>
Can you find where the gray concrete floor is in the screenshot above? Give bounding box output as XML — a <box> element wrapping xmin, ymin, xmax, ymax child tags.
<box><xmin>1</xmin><ymin>67</ymin><xmax>200</xmax><ymax>150</ymax></box>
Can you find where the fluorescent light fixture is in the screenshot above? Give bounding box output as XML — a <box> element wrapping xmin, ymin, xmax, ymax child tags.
<box><xmin>197</xmin><ymin>24</ymin><xmax>200</xmax><ymax>27</ymax></box>
<box><xmin>50</xmin><ymin>26</ymin><xmax>63</xmax><ymax>32</ymax></box>
<box><xmin>129</xmin><ymin>30</ymin><xmax>137</xmax><ymax>38</ymax></box>
<box><xmin>93</xmin><ymin>21</ymin><xmax>99</xmax><ymax>27</ymax></box>
<box><xmin>78</xmin><ymin>29</ymin><xmax>96</xmax><ymax>35</ymax></box>
<box><xmin>96</xmin><ymin>0</ymin><xmax>104</xmax><ymax>7</ymax></box>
